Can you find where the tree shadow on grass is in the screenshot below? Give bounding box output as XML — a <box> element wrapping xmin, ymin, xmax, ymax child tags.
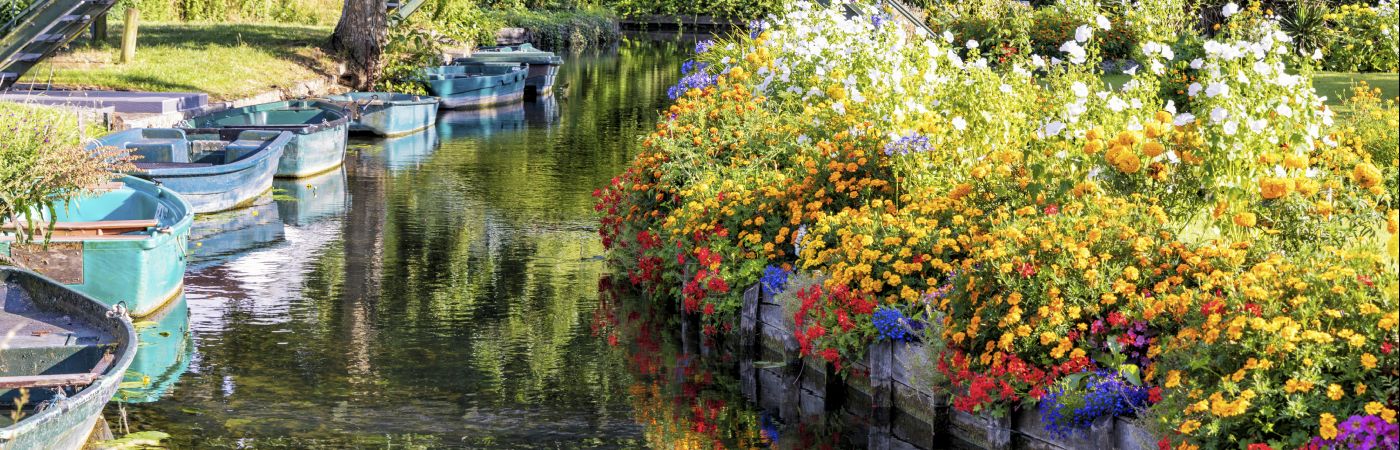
<box><xmin>75</xmin><ymin>22</ymin><xmax>339</xmax><ymax>80</ymax></box>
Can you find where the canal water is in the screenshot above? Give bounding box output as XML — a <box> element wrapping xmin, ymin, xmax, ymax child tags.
<box><xmin>108</xmin><ymin>35</ymin><xmax>849</xmax><ymax>449</ymax></box>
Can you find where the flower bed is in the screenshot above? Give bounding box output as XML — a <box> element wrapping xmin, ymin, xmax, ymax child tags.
<box><xmin>596</xmin><ymin>1</ymin><xmax>1400</xmax><ymax>449</ymax></box>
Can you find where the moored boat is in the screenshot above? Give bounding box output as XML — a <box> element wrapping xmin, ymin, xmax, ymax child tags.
<box><xmin>0</xmin><ymin>176</ymin><xmax>193</xmax><ymax>317</ymax></box>
<box><xmin>95</xmin><ymin>128</ymin><xmax>291</xmax><ymax>214</ymax></box>
<box><xmin>274</xmin><ymin>167</ymin><xmax>348</xmax><ymax>227</ymax></box>
<box><xmin>0</xmin><ymin>267</ymin><xmax>137</xmax><ymax>449</ymax></box>
<box><xmin>181</xmin><ymin>100</ymin><xmax>351</xmax><ymax>178</ymax></box>
<box><xmin>453</xmin><ymin>43</ymin><xmax>563</xmax><ymax>98</ymax></box>
<box><xmin>421</xmin><ymin>63</ymin><xmax>528</xmax><ymax>110</ymax></box>
<box><xmin>325</xmin><ymin>92</ymin><xmax>440</xmax><ymax>137</ymax></box>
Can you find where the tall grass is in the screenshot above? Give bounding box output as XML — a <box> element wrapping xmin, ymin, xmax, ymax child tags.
<box><xmin>112</xmin><ymin>0</ymin><xmax>342</xmax><ymax>25</ymax></box>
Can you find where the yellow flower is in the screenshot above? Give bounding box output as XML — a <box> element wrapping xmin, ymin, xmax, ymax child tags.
<box><xmin>1233</xmin><ymin>212</ymin><xmax>1257</xmax><ymax>228</ymax></box>
<box><xmin>1367</xmin><ymin>402</ymin><xmax>1386</xmax><ymax>415</ymax></box>
<box><xmin>1320</xmin><ymin>413</ymin><xmax>1338</xmax><ymax>440</ymax></box>
<box><xmin>1384</xmin><ymin>408</ymin><xmax>1397</xmax><ymax>424</ymax></box>
<box><xmin>1353</xmin><ymin>162</ymin><xmax>1382</xmax><ymax>188</ymax></box>
<box><xmin>1259</xmin><ymin>177</ymin><xmax>1292</xmax><ymax>199</ymax></box>
<box><xmin>1361</xmin><ymin>353</ymin><xmax>1378</xmax><ymax>369</ymax></box>
<box><xmin>1165</xmin><ymin>370</ymin><xmax>1182</xmax><ymax>388</ymax></box>
<box><xmin>1327</xmin><ymin>383</ymin><xmax>1344</xmax><ymax>400</ymax></box>
<box><xmin>1178</xmin><ymin>419</ymin><xmax>1201</xmax><ymax>434</ymax></box>
<box><xmin>1284</xmin><ymin>153</ymin><xmax>1308</xmax><ymax>170</ymax></box>
<box><xmin>1142</xmin><ymin>141</ymin><xmax>1165</xmax><ymax>158</ymax></box>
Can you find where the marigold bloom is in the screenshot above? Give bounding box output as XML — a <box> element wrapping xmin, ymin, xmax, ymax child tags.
<box><xmin>1352</xmin><ymin>162</ymin><xmax>1382</xmax><ymax>188</ymax></box>
<box><xmin>1233</xmin><ymin>212</ymin><xmax>1257</xmax><ymax>228</ymax></box>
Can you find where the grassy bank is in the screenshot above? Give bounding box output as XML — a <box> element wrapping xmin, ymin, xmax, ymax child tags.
<box><xmin>20</xmin><ymin>23</ymin><xmax>335</xmax><ymax>101</ymax></box>
<box><xmin>1102</xmin><ymin>71</ymin><xmax>1399</xmax><ymax>108</ymax></box>
<box><xmin>490</xmin><ymin>7</ymin><xmax>621</xmax><ymax>50</ymax></box>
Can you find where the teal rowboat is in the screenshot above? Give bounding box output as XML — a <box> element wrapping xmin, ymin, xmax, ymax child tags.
<box><xmin>326</xmin><ymin>92</ymin><xmax>440</xmax><ymax>137</ymax></box>
<box><xmin>119</xmin><ymin>294</ymin><xmax>190</xmax><ymax>403</ymax></box>
<box><xmin>421</xmin><ymin>63</ymin><xmax>527</xmax><ymax>110</ymax></box>
<box><xmin>377</xmin><ymin>128</ymin><xmax>440</xmax><ymax>172</ymax></box>
<box><xmin>0</xmin><ymin>176</ymin><xmax>193</xmax><ymax>318</ymax></box>
<box><xmin>453</xmin><ymin>43</ymin><xmax>563</xmax><ymax>98</ymax></box>
<box><xmin>0</xmin><ymin>267</ymin><xmax>137</xmax><ymax>450</ymax></box>
<box><xmin>95</xmin><ymin>128</ymin><xmax>291</xmax><ymax>214</ymax></box>
<box><xmin>181</xmin><ymin>100</ymin><xmax>351</xmax><ymax>178</ymax></box>
<box><xmin>436</xmin><ymin>101</ymin><xmax>527</xmax><ymax>140</ymax></box>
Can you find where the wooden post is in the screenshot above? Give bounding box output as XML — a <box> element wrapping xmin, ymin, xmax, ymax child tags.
<box><xmin>90</xmin><ymin>12</ymin><xmax>108</xmax><ymax>44</ymax></box>
<box><xmin>868</xmin><ymin>340</ymin><xmax>893</xmax><ymax>449</ymax></box>
<box><xmin>119</xmin><ymin>8</ymin><xmax>139</xmax><ymax>64</ymax></box>
<box><xmin>738</xmin><ymin>284</ymin><xmax>760</xmax><ymax>400</ymax></box>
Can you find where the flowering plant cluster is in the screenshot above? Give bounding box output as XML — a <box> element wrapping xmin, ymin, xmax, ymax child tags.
<box><xmin>1321</xmin><ymin>1</ymin><xmax>1400</xmax><ymax>72</ymax></box>
<box><xmin>596</xmin><ymin>1</ymin><xmax>1399</xmax><ymax>448</ymax></box>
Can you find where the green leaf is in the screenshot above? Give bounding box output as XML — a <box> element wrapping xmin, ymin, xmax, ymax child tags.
<box><xmin>1120</xmin><ymin>364</ymin><xmax>1143</xmax><ymax>386</ymax></box>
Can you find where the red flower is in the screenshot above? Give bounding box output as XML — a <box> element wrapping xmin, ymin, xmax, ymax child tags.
<box><xmin>703</xmin><ymin>303</ymin><xmax>716</xmax><ymax>315</ymax></box>
<box><xmin>1148</xmin><ymin>386</ymin><xmax>1162</xmax><ymax>404</ymax></box>
<box><xmin>1017</xmin><ymin>263</ymin><xmax>1037</xmax><ymax>278</ymax></box>
<box><xmin>1246</xmin><ymin>444</ymin><xmax>1273</xmax><ymax>450</ymax></box>
<box><xmin>1044</xmin><ymin>203</ymin><xmax>1060</xmax><ymax>215</ymax></box>
<box><xmin>1157</xmin><ymin>438</ymin><xmax>1171</xmax><ymax>450</ymax></box>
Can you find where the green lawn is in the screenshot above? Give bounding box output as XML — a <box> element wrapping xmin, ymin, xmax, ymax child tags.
<box><xmin>21</xmin><ymin>22</ymin><xmax>336</xmax><ymax>101</ymax></box>
<box><xmin>1102</xmin><ymin>71</ymin><xmax>1400</xmax><ymax>107</ymax></box>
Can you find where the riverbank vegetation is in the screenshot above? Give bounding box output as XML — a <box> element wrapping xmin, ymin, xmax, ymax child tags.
<box><xmin>596</xmin><ymin>1</ymin><xmax>1398</xmax><ymax>449</ymax></box>
<box><xmin>0</xmin><ymin>103</ymin><xmax>130</xmax><ymax>246</ymax></box>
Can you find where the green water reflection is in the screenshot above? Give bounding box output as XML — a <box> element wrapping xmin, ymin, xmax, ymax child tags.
<box><xmin>110</xmin><ymin>36</ymin><xmax>801</xmax><ymax>448</ymax></box>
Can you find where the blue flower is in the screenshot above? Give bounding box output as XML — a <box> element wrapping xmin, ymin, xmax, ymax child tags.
<box><xmin>872</xmin><ymin>306</ymin><xmax>914</xmax><ymax>341</ymax></box>
<box><xmin>872</xmin><ymin>14</ymin><xmax>889</xmax><ymax>29</ymax></box>
<box><xmin>748</xmin><ymin>19</ymin><xmax>768</xmax><ymax>39</ymax></box>
<box><xmin>1039</xmin><ymin>369</ymin><xmax>1150</xmax><ymax>438</ymax></box>
<box><xmin>883</xmin><ymin>133</ymin><xmax>933</xmax><ymax>156</ymax></box>
<box><xmin>667</xmin><ymin>68</ymin><xmax>718</xmax><ymax>100</ymax></box>
<box><xmin>694</xmin><ymin>39</ymin><xmax>715</xmax><ymax>54</ymax></box>
<box><xmin>760</xmin><ymin>265</ymin><xmax>789</xmax><ymax>295</ymax></box>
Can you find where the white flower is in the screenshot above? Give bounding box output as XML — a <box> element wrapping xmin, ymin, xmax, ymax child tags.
<box><xmin>1060</xmin><ymin>41</ymin><xmax>1087</xmax><ymax>64</ymax></box>
<box><xmin>1222</xmin><ymin>2</ymin><xmax>1239</xmax><ymax>17</ymax></box>
<box><xmin>1188</xmin><ymin>82</ymin><xmax>1203</xmax><ymax>97</ymax></box>
<box><xmin>1096</xmin><ymin>15</ymin><xmax>1111</xmax><ymax>30</ymax></box>
<box><xmin>1071</xmin><ymin>81</ymin><xmax>1089</xmax><ymax>98</ymax></box>
<box><xmin>832</xmin><ymin>101</ymin><xmax>846</xmax><ymax>115</ymax></box>
<box><xmin>999</xmin><ymin>84</ymin><xmax>1013</xmax><ymax>94</ymax></box>
<box><xmin>1075</xmin><ymin>25</ymin><xmax>1093</xmax><ymax>43</ymax></box>
<box><xmin>1040</xmin><ymin>121</ymin><xmax>1067</xmax><ymax>138</ymax></box>
<box><xmin>1311</xmin><ymin>48</ymin><xmax>1324</xmax><ymax>60</ymax></box>
<box><xmin>966</xmin><ymin>39</ymin><xmax>979</xmax><ymax>49</ymax></box>
<box><xmin>1107</xmin><ymin>96</ymin><xmax>1128</xmax><ymax>112</ymax></box>
<box><xmin>943</xmin><ymin>31</ymin><xmax>954</xmax><ymax>43</ymax></box>
<box><xmin>1275</xmin><ymin>104</ymin><xmax>1293</xmax><ymax>117</ymax></box>
<box><xmin>952</xmin><ymin>116</ymin><xmax>967</xmax><ymax>131</ymax></box>
<box><xmin>1210</xmin><ymin>107</ymin><xmax>1229</xmax><ymax>123</ymax></box>
<box><xmin>1223</xmin><ymin>120</ymin><xmax>1239</xmax><ymax>135</ymax></box>
<box><xmin>1190</xmin><ymin>58</ymin><xmax>1204</xmax><ymax>69</ymax></box>
<box><xmin>1248</xmin><ymin>119</ymin><xmax>1268</xmax><ymax>133</ymax></box>
<box><xmin>1205</xmin><ymin>82</ymin><xmax>1228</xmax><ymax>98</ymax></box>
<box><xmin>1173</xmin><ymin>113</ymin><xmax>1196</xmax><ymax>126</ymax></box>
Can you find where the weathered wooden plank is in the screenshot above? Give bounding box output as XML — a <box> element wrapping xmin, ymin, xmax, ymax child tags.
<box><xmin>1013</xmin><ymin>406</ymin><xmax>1114</xmax><ymax>450</ymax></box>
<box><xmin>948</xmin><ymin>409</ymin><xmax>1013</xmax><ymax>450</ymax></box>
<box><xmin>0</xmin><ymin>373</ymin><xmax>96</xmax><ymax>389</ymax></box>
<box><xmin>869</xmin><ymin>340</ymin><xmax>894</xmax><ymax>449</ymax></box>
<box><xmin>739</xmin><ymin>284</ymin><xmax>759</xmax><ymax>355</ymax></box>
<box><xmin>1114</xmin><ymin>417</ymin><xmax>1159</xmax><ymax>450</ymax></box>
<box><xmin>758</xmin><ymin>367</ymin><xmax>785</xmax><ymax>412</ymax></box>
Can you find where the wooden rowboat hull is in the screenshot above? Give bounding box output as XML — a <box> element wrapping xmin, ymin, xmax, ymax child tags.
<box><xmin>0</xmin><ymin>268</ymin><xmax>137</xmax><ymax>450</ymax></box>
<box><xmin>0</xmin><ymin>176</ymin><xmax>194</xmax><ymax>317</ymax></box>
<box><xmin>327</xmin><ymin>92</ymin><xmax>440</xmax><ymax>137</ymax></box>
<box><xmin>182</xmin><ymin>100</ymin><xmax>352</xmax><ymax>178</ymax></box>
<box><xmin>99</xmin><ymin>128</ymin><xmax>291</xmax><ymax>214</ymax></box>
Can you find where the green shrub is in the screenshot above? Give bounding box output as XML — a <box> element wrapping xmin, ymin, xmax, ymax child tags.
<box><xmin>1321</xmin><ymin>2</ymin><xmax>1400</xmax><ymax>72</ymax></box>
<box><xmin>490</xmin><ymin>7</ymin><xmax>619</xmax><ymax>50</ymax></box>
<box><xmin>0</xmin><ymin>103</ymin><xmax>130</xmax><ymax>246</ymax></box>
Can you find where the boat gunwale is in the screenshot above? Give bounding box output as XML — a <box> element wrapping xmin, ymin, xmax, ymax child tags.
<box><xmin>326</xmin><ymin>92</ymin><xmax>441</xmax><ymax>108</ymax></box>
<box><xmin>182</xmin><ymin>100</ymin><xmax>353</xmax><ymax>136</ymax></box>
<box><xmin>98</xmin><ymin>130</ymin><xmax>293</xmax><ymax>179</ymax></box>
<box><xmin>0</xmin><ymin>268</ymin><xmax>138</xmax><ymax>443</ymax></box>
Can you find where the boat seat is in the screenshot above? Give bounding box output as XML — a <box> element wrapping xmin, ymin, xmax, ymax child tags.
<box><xmin>1</xmin><ymin>219</ymin><xmax>157</xmax><ymax>237</ymax></box>
<box><xmin>0</xmin><ymin>354</ymin><xmax>114</xmax><ymax>389</ymax></box>
<box><xmin>126</xmin><ymin>139</ymin><xmax>190</xmax><ymax>164</ymax></box>
<box><xmin>133</xmin><ymin>162</ymin><xmax>214</xmax><ymax>170</ymax></box>
<box><xmin>223</xmin><ymin>130</ymin><xmax>280</xmax><ymax>163</ymax></box>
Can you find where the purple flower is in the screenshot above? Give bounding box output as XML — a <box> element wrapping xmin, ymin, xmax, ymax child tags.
<box><xmin>694</xmin><ymin>39</ymin><xmax>714</xmax><ymax>54</ymax></box>
<box><xmin>882</xmin><ymin>133</ymin><xmax>932</xmax><ymax>156</ymax></box>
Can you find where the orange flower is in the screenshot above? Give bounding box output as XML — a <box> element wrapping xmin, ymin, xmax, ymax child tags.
<box><xmin>1233</xmin><ymin>212</ymin><xmax>1257</xmax><ymax>228</ymax></box>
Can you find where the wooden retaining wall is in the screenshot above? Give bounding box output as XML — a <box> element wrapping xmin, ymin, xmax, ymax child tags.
<box><xmin>727</xmin><ymin>284</ymin><xmax>1160</xmax><ymax>450</ymax></box>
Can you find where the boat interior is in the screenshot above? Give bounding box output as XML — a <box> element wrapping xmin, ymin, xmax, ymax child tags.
<box><xmin>194</xmin><ymin>101</ymin><xmax>345</xmax><ymax>130</ymax></box>
<box><xmin>0</xmin><ymin>179</ymin><xmax>172</xmax><ymax>240</ymax></box>
<box><xmin>0</xmin><ymin>276</ymin><xmax>119</xmax><ymax>425</ymax></box>
<box><xmin>101</xmin><ymin>128</ymin><xmax>280</xmax><ymax>171</ymax></box>
<box><xmin>425</xmin><ymin>63</ymin><xmax>524</xmax><ymax>80</ymax></box>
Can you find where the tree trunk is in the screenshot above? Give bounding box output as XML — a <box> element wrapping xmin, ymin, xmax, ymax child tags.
<box><xmin>329</xmin><ymin>0</ymin><xmax>387</xmax><ymax>90</ymax></box>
